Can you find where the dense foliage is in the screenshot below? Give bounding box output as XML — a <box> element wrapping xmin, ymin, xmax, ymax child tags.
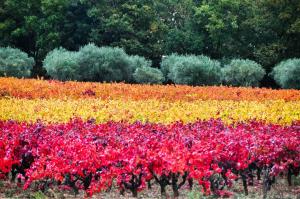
<box><xmin>0</xmin><ymin>119</ymin><xmax>299</xmax><ymax>198</ymax></box>
<box><xmin>2</xmin><ymin>77</ymin><xmax>300</xmax><ymax>101</ymax></box>
<box><xmin>271</xmin><ymin>59</ymin><xmax>300</xmax><ymax>89</ymax></box>
<box><xmin>2</xmin><ymin>78</ymin><xmax>300</xmax><ymax>126</ymax></box>
<box><xmin>43</xmin><ymin>48</ymin><xmax>79</xmax><ymax>81</ymax></box>
<box><xmin>43</xmin><ymin>44</ymin><xmax>153</xmax><ymax>83</ymax></box>
<box><xmin>76</xmin><ymin>44</ymin><xmax>132</xmax><ymax>82</ymax></box>
<box><xmin>222</xmin><ymin>59</ymin><xmax>266</xmax><ymax>87</ymax></box>
<box><xmin>127</xmin><ymin>55</ymin><xmax>152</xmax><ymax>82</ymax></box>
<box><xmin>133</xmin><ymin>66</ymin><xmax>165</xmax><ymax>84</ymax></box>
<box><xmin>162</xmin><ymin>54</ymin><xmax>221</xmax><ymax>86</ymax></box>
<box><xmin>2</xmin><ymin>97</ymin><xmax>300</xmax><ymax>125</ymax></box>
<box><xmin>0</xmin><ymin>47</ymin><xmax>34</xmax><ymax>78</ymax></box>
<box><xmin>0</xmin><ymin>0</ymin><xmax>299</xmax><ymax>87</ymax></box>
<box><xmin>1</xmin><ymin>78</ymin><xmax>300</xmax><ymax>197</ymax></box>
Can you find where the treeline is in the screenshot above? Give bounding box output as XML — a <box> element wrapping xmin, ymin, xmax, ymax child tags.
<box><xmin>0</xmin><ymin>0</ymin><xmax>299</xmax><ymax>86</ymax></box>
<box><xmin>1</xmin><ymin>45</ymin><xmax>300</xmax><ymax>89</ymax></box>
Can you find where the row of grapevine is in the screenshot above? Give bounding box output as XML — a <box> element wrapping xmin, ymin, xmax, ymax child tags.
<box><xmin>1</xmin><ymin>119</ymin><xmax>299</xmax><ymax>198</ymax></box>
<box><xmin>1</xmin><ymin>77</ymin><xmax>300</xmax><ymax>101</ymax></box>
<box><xmin>1</xmin><ymin>98</ymin><xmax>300</xmax><ymax>125</ymax></box>
<box><xmin>1</xmin><ymin>77</ymin><xmax>300</xmax><ymax>198</ymax></box>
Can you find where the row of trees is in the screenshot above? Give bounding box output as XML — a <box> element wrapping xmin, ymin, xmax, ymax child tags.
<box><xmin>1</xmin><ymin>45</ymin><xmax>300</xmax><ymax>89</ymax></box>
<box><xmin>0</xmin><ymin>0</ymin><xmax>299</xmax><ymax>86</ymax></box>
<box><xmin>43</xmin><ymin>45</ymin><xmax>268</xmax><ymax>86</ymax></box>
<box><xmin>43</xmin><ymin>44</ymin><xmax>165</xmax><ymax>84</ymax></box>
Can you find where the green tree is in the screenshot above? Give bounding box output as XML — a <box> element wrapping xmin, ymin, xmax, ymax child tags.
<box><xmin>222</xmin><ymin>59</ymin><xmax>266</xmax><ymax>87</ymax></box>
<box><xmin>162</xmin><ymin>54</ymin><xmax>222</xmax><ymax>86</ymax></box>
<box><xmin>0</xmin><ymin>47</ymin><xmax>34</xmax><ymax>77</ymax></box>
<box><xmin>0</xmin><ymin>0</ymin><xmax>41</xmax><ymax>68</ymax></box>
<box><xmin>0</xmin><ymin>0</ymin><xmax>299</xmax><ymax>86</ymax></box>
<box><xmin>43</xmin><ymin>47</ymin><xmax>79</xmax><ymax>81</ymax></box>
<box><xmin>271</xmin><ymin>58</ymin><xmax>300</xmax><ymax>89</ymax></box>
<box><xmin>87</xmin><ymin>0</ymin><xmax>167</xmax><ymax>66</ymax></box>
<box><xmin>251</xmin><ymin>0</ymin><xmax>300</xmax><ymax>67</ymax></box>
<box><xmin>133</xmin><ymin>66</ymin><xmax>165</xmax><ymax>84</ymax></box>
<box><xmin>193</xmin><ymin>0</ymin><xmax>257</xmax><ymax>59</ymax></box>
<box><xmin>76</xmin><ymin>44</ymin><xmax>132</xmax><ymax>82</ymax></box>
<box><xmin>0</xmin><ymin>0</ymin><xmax>92</xmax><ymax>75</ymax></box>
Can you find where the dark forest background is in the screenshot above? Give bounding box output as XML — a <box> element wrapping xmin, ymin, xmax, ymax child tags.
<box><xmin>1</xmin><ymin>0</ymin><xmax>300</xmax><ymax>87</ymax></box>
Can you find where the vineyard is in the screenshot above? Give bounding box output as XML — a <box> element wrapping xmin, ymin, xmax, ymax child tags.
<box><xmin>1</xmin><ymin>77</ymin><xmax>300</xmax><ymax>198</ymax></box>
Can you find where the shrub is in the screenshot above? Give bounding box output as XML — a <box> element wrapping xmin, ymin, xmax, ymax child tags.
<box><xmin>43</xmin><ymin>48</ymin><xmax>79</xmax><ymax>81</ymax></box>
<box><xmin>160</xmin><ymin>53</ymin><xmax>181</xmax><ymax>81</ymax></box>
<box><xmin>161</xmin><ymin>54</ymin><xmax>222</xmax><ymax>86</ymax></box>
<box><xmin>271</xmin><ymin>58</ymin><xmax>300</xmax><ymax>89</ymax></box>
<box><xmin>76</xmin><ymin>43</ymin><xmax>132</xmax><ymax>82</ymax></box>
<box><xmin>127</xmin><ymin>55</ymin><xmax>152</xmax><ymax>82</ymax></box>
<box><xmin>0</xmin><ymin>47</ymin><xmax>34</xmax><ymax>78</ymax></box>
<box><xmin>133</xmin><ymin>66</ymin><xmax>165</xmax><ymax>84</ymax></box>
<box><xmin>43</xmin><ymin>44</ymin><xmax>154</xmax><ymax>83</ymax></box>
<box><xmin>222</xmin><ymin>59</ymin><xmax>266</xmax><ymax>87</ymax></box>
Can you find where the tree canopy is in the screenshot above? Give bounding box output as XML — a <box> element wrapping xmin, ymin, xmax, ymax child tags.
<box><xmin>1</xmin><ymin>0</ymin><xmax>299</xmax><ymax>86</ymax></box>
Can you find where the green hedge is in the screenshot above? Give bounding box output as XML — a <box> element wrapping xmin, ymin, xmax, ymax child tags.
<box><xmin>43</xmin><ymin>44</ymin><xmax>153</xmax><ymax>83</ymax></box>
<box><xmin>161</xmin><ymin>54</ymin><xmax>222</xmax><ymax>86</ymax></box>
<box><xmin>127</xmin><ymin>55</ymin><xmax>152</xmax><ymax>82</ymax></box>
<box><xmin>43</xmin><ymin>48</ymin><xmax>79</xmax><ymax>81</ymax></box>
<box><xmin>271</xmin><ymin>58</ymin><xmax>300</xmax><ymax>89</ymax></box>
<box><xmin>222</xmin><ymin>59</ymin><xmax>266</xmax><ymax>87</ymax></box>
<box><xmin>133</xmin><ymin>66</ymin><xmax>165</xmax><ymax>84</ymax></box>
<box><xmin>76</xmin><ymin>44</ymin><xmax>133</xmax><ymax>82</ymax></box>
<box><xmin>0</xmin><ymin>47</ymin><xmax>34</xmax><ymax>78</ymax></box>
<box><xmin>41</xmin><ymin>46</ymin><xmax>300</xmax><ymax>88</ymax></box>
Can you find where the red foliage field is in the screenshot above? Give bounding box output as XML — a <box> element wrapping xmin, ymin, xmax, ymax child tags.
<box><xmin>1</xmin><ymin>119</ymin><xmax>299</xmax><ymax>198</ymax></box>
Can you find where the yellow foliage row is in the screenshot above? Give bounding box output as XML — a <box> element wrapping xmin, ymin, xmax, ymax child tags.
<box><xmin>1</xmin><ymin>98</ymin><xmax>300</xmax><ymax>125</ymax></box>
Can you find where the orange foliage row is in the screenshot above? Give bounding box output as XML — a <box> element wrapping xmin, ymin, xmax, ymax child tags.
<box><xmin>1</xmin><ymin>77</ymin><xmax>300</xmax><ymax>101</ymax></box>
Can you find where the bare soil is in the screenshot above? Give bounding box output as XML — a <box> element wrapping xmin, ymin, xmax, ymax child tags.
<box><xmin>0</xmin><ymin>177</ymin><xmax>299</xmax><ymax>199</ymax></box>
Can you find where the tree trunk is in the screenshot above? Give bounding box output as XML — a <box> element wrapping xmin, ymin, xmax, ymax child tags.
<box><xmin>120</xmin><ymin>188</ymin><xmax>125</xmax><ymax>196</ymax></box>
<box><xmin>257</xmin><ymin>168</ymin><xmax>262</xmax><ymax>180</ymax></box>
<box><xmin>161</xmin><ymin>184</ymin><xmax>167</xmax><ymax>198</ymax></box>
<box><xmin>147</xmin><ymin>180</ymin><xmax>152</xmax><ymax>189</ymax></box>
<box><xmin>172</xmin><ymin>187</ymin><xmax>179</xmax><ymax>198</ymax></box>
<box><xmin>131</xmin><ymin>188</ymin><xmax>138</xmax><ymax>198</ymax></box>
<box><xmin>171</xmin><ymin>175</ymin><xmax>179</xmax><ymax>197</ymax></box>
<box><xmin>249</xmin><ymin>170</ymin><xmax>254</xmax><ymax>186</ymax></box>
<box><xmin>241</xmin><ymin>173</ymin><xmax>248</xmax><ymax>195</ymax></box>
<box><xmin>188</xmin><ymin>178</ymin><xmax>193</xmax><ymax>190</ymax></box>
<box><xmin>263</xmin><ymin>168</ymin><xmax>270</xmax><ymax>199</ymax></box>
<box><xmin>288</xmin><ymin>167</ymin><xmax>292</xmax><ymax>186</ymax></box>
